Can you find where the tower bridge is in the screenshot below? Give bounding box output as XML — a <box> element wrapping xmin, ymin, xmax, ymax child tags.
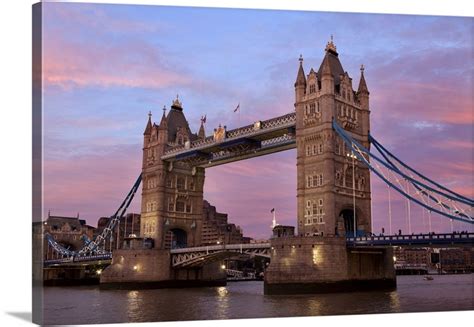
<box><xmin>44</xmin><ymin>38</ymin><xmax>473</xmax><ymax>293</ymax></box>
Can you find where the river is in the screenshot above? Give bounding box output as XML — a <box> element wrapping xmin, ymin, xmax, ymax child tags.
<box><xmin>42</xmin><ymin>274</ymin><xmax>473</xmax><ymax>325</ymax></box>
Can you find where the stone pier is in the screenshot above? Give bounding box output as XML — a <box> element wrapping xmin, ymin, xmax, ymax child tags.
<box><xmin>264</xmin><ymin>236</ymin><xmax>396</xmax><ymax>294</ymax></box>
<box><xmin>100</xmin><ymin>248</ymin><xmax>226</xmax><ymax>289</ymax></box>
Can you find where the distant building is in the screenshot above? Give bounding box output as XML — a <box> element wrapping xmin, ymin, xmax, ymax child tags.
<box><xmin>394</xmin><ymin>247</ymin><xmax>431</xmax><ymax>267</ymax></box>
<box><xmin>200</xmin><ymin>200</ymin><xmax>250</xmax><ymax>245</ymax></box>
<box><xmin>42</xmin><ymin>213</ymin><xmax>96</xmax><ymax>259</ymax></box>
<box><xmin>94</xmin><ymin>213</ymin><xmax>141</xmax><ymax>251</ymax></box>
<box><xmin>439</xmin><ymin>248</ymin><xmax>474</xmax><ymax>273</ymax></box>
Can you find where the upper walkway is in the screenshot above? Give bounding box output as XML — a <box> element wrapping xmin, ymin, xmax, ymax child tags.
<box><xmin>161</xmin><ymin>112</ymin><xmax>296</xmax><ymax>167</ymax></box>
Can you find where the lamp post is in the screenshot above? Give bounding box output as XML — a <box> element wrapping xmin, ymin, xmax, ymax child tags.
<box><xmin>347</xmin><ymin>150</ymin><xmax>357</xmax><ymax>237</ymax></box>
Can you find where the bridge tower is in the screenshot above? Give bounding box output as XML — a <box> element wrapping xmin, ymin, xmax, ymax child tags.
<box><xmin>141</xmin><ymin>97</ymin><xmax>205</xmax><ymax>249</ymax></box>
<box><xmin>295</xmin><ymin>38</ymin><xmax>372</xmax><ymax>237</ymax></box>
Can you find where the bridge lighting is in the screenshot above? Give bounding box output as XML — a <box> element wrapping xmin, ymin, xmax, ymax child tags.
<box><xmin>96</xmin><ymin>269</ymin><xmax>102</xmax><ymax>275</ymax></box>
<box><xmin>216</xmin><ymin>241</ymin><xmax>221</xmax><ymax>245</ymax></box>
<box><xmin>393</xmin><ymin>256</ymin><xmax>396</xmax><ymax>262</ymax></box>
<box><xmin>133</xmin><ymin>265</ymin><xmax>138</xmax><ymax>271</ymax></box>
<box><xmin>220</xmin><ymin>264</ymin><xmax>226</xmax><ymax>270</ymax></box>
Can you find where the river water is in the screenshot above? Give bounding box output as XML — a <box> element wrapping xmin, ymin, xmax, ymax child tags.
<box><xmin>43</xmin><ymin>274</ymin><xmax>473</xmax><ymax>325</ymax></box>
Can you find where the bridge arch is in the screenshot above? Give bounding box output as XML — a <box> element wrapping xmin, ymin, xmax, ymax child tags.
<box><xmin>337</xmin><ymin>205</ymin><xmax>366</xmax><ymax>237</ymax></box>
<box><xmin>165</xmin><ymin>228</ymin><xmax>188</xmax><ymax>249</ymax></box>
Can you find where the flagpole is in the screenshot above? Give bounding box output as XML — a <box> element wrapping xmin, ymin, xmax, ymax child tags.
<box><xmin>239</xmin><ymin>103</ymin><xmax>241</xmax><ymax>126</ymax></box>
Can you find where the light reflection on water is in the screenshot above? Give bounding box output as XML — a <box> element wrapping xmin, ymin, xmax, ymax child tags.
<box><xmin>43</xmin><ymin>274</ymin><xmax>473</xmax><ymax>325</ymax></box>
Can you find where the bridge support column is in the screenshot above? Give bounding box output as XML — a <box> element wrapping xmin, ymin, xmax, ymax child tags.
<box><xmin>264</xmin><ymin>236</ymin><xmax>396</xmax><ymax>295</ymax></box>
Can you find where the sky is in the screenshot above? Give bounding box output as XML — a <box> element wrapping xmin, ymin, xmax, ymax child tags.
<box><xmin>41</xmin><ymin>2</ymin><xmax>473</xmax><ymax>239</ymax></box>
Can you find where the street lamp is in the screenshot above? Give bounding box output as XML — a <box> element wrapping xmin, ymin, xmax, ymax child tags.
<box><xmin>347</xmin><ymin>150</ymin><xmax>357</xmax><ymax>237</ymax></box>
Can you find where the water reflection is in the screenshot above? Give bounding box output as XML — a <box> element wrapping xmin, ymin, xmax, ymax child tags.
<box><xmin>389</xmin><ymin>291</ymin><xmax>401</xmax><ymax>312</ymax></box>
<box><xmin>127</xmin><ymin>290</ymin><xmax>142</xmax><ymax>321</ymax></box>
<box><xmin>42</xmin><ymin>275</ymin><xmax>474</xmax><ymax>325</ymax></box>
<box><xmin>215</xmin><ymin>286</ymin><xmax>230</xmax><ymax>319</ymax></box>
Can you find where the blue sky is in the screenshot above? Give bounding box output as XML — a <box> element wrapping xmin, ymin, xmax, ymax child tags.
<box><xmin>41</xmin><ymin>2</ymin><xmax>473</xmax><ymax>238</ymax></box>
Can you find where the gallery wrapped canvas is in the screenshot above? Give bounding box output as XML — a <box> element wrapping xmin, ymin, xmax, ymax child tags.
<box><xmin>32</xmin><ymin>1</ymin><xmax>473</xmax><ymax>325</ymax></box>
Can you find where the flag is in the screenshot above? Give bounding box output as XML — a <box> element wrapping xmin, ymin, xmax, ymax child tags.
<box><xmin>233</xmin><ymin>103</ymin><xmax>240</xmax><ymax>113</ymax></box>
<box><xmin>201</xmin><ymin>115</ymin><xmax>206</xmax><ymax>124</ymax></box>
<box><xmin>270</xmin><ymin>208</ymin><xmax>275</xmax><ymax>213</ymax></box>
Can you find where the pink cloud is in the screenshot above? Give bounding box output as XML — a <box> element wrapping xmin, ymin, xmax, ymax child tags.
<box><xmin>43</xmin><ymin>36</ymin><xmax>193</xmax><ymax>90</ymax></box>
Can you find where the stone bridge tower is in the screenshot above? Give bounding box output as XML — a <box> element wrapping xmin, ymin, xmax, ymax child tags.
<box><xmin>141</xmin><ymin>97</ymin><xmax>205</xmax><ymax>249</ymax></box>
<box><xmin>295</xmin><ymin>38</ymin><xmax>372</xmax><ymax>237</ymax></box>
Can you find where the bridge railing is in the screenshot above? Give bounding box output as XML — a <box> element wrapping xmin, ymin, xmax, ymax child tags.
<box><xmin>346</xmin><ymin>233</ymin><xmax>474</xmax><ymax>245</ymax></box>
<box><xmin>169</xmin><ymin>243</ymin><xmax>271</xmax><ymax>254</ymax></box>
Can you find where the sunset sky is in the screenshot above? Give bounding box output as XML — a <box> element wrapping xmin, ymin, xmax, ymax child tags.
<box><xmin>42</xmin><ymin>2</ymin><xmax>473</xmax><ymax>239</ymax></box>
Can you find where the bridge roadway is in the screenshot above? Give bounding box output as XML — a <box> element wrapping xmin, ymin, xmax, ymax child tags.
<box><xmin>44</xmin><ymin>233</ymin><xmax>473</xmax><ymax>267</ymax></box>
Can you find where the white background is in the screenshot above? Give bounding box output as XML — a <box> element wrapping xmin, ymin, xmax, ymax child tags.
<box><xmin>0</xmin><ymin>0</ymin><xmax>472</xmax><ymax>326</ymax></box>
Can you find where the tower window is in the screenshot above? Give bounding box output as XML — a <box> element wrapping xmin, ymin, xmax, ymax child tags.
<box><xmin>309</xmin><ymin>84</ymin><xmax>316</xmax><ymax>94</ymax></box>
<box><xmin>312</xmin><ymin>145</ymin><xmax>317</xmax><ymax>155</ymax></box>
<box><xmin>176</xmin><ymin>201</ymin><xmax>185</xmax><ymax>212</ymax></box>
<box><xmin>177</xmin><ymin>177</ymin><xmax>185</xmax><ymax>190</ymax></box>
<box><xmin>310</xmin><ymin>103</ymin><xmax>316</xmax><ymax>113</ymax></box>
<box><xmin>306</xmin><ymin>145</ymin><xmax>311</xmax><ymax>156</ymax></box>
<box><xmin>319</xmin><ymin>174</ymin><xmax>323</xmax><ymax>186</ymax></box>
<box><xmin>319</xmin><ymin>199</ymin><xmax>323</xmax><ymax>206</ymax></box>
<box><xmin>318</xmin><ymin>144</ymin><xmax>323</xmax><ymax>154</ymax></box>
<box><xmin>307</xmin><ymin>176</ymin><xmax>313</xmax><ymax>188</ymax></box>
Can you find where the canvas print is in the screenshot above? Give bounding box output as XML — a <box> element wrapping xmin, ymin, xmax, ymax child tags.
<box><xmin>32</xmin><ymin>1</ymin><xmax>473</xmax><ymax>325</ymax></box>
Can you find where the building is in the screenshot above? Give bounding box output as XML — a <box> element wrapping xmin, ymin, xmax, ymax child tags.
<box><xmin>394</xmin><ymin>247</ymin><xmax>431</xmax><ymax>266</ymax></box>
<box><xmin>42</xmin><ymin>213</ymin><xmax>96</xmax><ymax>260</ymax></box>
<box><xmin>201</xmin><ymin>200</ymin><xmax>250</xmax><ymax>245</ymax></box>
<box><xmin>439</xmin><ymin>248</ymin><xmax>474</xmax><ymax>273</ymax></box>
<box><xmin>294</xmin><ymin>37</ymin><xmax>371</xmax><ymax>237</ymax></box>
<box><xmin>94</xmin><ymin>213</ymin><xmax>141</xmax><ymax>251</ymax></box>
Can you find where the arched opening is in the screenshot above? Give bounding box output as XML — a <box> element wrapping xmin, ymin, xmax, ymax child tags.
<box><xmin>168</xmin><ymin>228</ymin><xmax>187</xmax><ymax>249</ymax></box>
<box><xmin>340</xmin><ymin>209</ymin><xmax>357</xmax><ymax>237</ymax></box>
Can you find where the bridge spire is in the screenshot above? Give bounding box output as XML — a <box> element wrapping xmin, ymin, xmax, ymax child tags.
<box><xmin>198</xmin><ymin>115</ymin><xmax>206</xmax><ymax>139</ymax></box>
<box><xmin>357</xmin><ymin>64</ymin><xmax>369</xmax><ymax>94</ymax></box>
<box><xmin>294</xmin><ymin>54</ymin><xmax>306</xmax><ymax>87</ymax></box>
<box><xmin>159</xmin><ymin>105</ymin><xmax>168</xmax><ymax>128</ymax></box>
<box><xmin>143</xmin><ymin>110</ymin><xmax>153</xmax><ymax>135</ymax></box>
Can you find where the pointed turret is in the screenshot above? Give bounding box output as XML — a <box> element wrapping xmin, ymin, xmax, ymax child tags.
<box><xmin>357</xmin><ymin>64</ymin><xmax>369</xmax><ymax>95</ymax></box>
<box><xmin>198</xmin><ymin>122</ymin><xmax>205</xmax><ymax>139</ymax></box>
<box><xmin>157</xmin><ymin>105</ymin><xmax>168</xmax><ymax>144</ymax></box>
<box><xmin>144</xmin><ymin>111</ymin><xmax>152</xmax><ymax>135</ymax></box>
<box><xmin>159</xmin><ymin>105</ymin><xmax>168</xmax><ymax>129</ymax></box>
<box><xmin>295</xmin><ymin>55</ymin><xmax>306</xmax><ymax>102</ymax></box>
<box><xmin>294</xmin><ymin>55</ymin><xmax>306</xmax><ymax>87</ymax></box>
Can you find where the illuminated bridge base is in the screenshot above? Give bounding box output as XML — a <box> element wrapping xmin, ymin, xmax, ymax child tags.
<box><xmin>99</xmin><ymin>248</ymin><xmax>227</xmax><ymax>289</ymax></box>
<box><xmin>264</xmin><ymin>236</ymin><xmax>396</xmax><ymax>295</ymax></box>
